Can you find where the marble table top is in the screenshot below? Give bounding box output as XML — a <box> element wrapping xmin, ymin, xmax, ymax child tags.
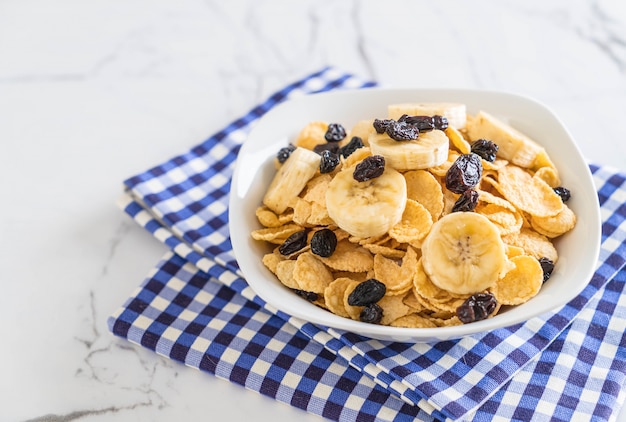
<box><xmin>2</xmin><ymin>0</ymin><xmax>626</xmax><ymax>420</ymax></box>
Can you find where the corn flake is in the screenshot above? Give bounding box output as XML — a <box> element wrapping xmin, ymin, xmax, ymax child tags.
<box><xmin>475</xmin><ymin>203</ymin><xmax>523</xmax><ymax>236</ymax></box>
<box><xmin>404</xmin><ymin>170</ymin><xmax>444</xmax><ymax>221</ymax></box>
<box><xmin>493</xmin><ymin>255</ymin><xmax>543</xmax><ymax>305</ymax></box>
<box><xmin>530</xmin><ymin>204</ymin><xmax>576</xmax><ymax>238</ymax></box>
<box><xmin>293</xmin><ymin>252</ymin><xmax>334</xmax><ymax>293</ymax></box>
<box><xmin>502</xmin><ymin>228</ymin><xmax>558</xmax><ymax>263</ymax></box>
<box><xmin>497</xmin><ymin>165</ymin><xmax>563</xmax><ymax>218</ymax></box>
<box><xmin>378</xmin><ymin>294</ymin><xmax>412</xmax><ymax>326</ymax></box>
<box><xmin>324</xmin><ymin>278</ymin><xmax>354</xmax><ymax>318</ymax></box>
<box><xmin>294</xmin><ymin>121</ymin><xmax>328</xmax><ymax>150</ymax></box>
<box><xmin>390</xmin><ymin>313</ymin><xmax>438</xmax><ymax>328</ymax></box>
<box><xmin>373</xmin><ymin>246</ymin><xmax>418</xmax><ymax>295</ymax></box>
<box><xmin>534</xmin><ymin>166</ymin><xmax>560</xmax><ymax>188</ymax></box>
<box><xmin>318</xmin><ymin>239</ymin><xmax>374</xmax><ymax>272</ymax></box>
<box><xmin>256</xmin><ymin>205</ymin><xmax>293</xmax><ymax>228</ymax></box>
<box><xmin>363</xmin><ymin>243</ymin><xmax>406</xmax><ymax>259</ymax></box>
<box><xmin>275</xmin><ymin>260</ymin><xmax>299</xmax><ymax>290</ymax></box>
<box><xmin>445</xmin><ymin>126</ymin><xmax>471</xmax><ymax>154</ymax></box>
<box><xmin>262</xmin><ymin>252</ymin><xmax>283</xmax><ymax>274</ymax></box>
<box><xmin>251</xmin><ymin>223</ymin><xmax>304</xmax><ymax>244</ymax></box>
<box><xmin>389</xmin><ymin>199</ymin><xmax>433</xmax><ymax>247</ymax></box>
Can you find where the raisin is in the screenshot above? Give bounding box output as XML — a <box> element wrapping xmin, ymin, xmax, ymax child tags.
<box><xmin>553</xmin><ymin>186</ymin><xmax>571</xmax><ymax>203</ymax></box>
<box><xmin>445</xmin><ymin>154</ymin><xmax>483</xmax><ymax>194</ymax></box>
<box><xmin>402</xmin><ymin>115</ymin><xmax>435</xmax><ymax>132</ymax></box>
<box><xmin>319</xmin><ymin>150</ymin><xmax>340</xmax><ymax>174</ymax></box>
<box><xmin>386</xmin><ymin>120</ymin><xmax>419</xmax><ymax>141</ymax></box>
<box><xmin>278</xmin><ymin>230</ymin><xmax>308</xmax><ymax>256</ymax></box>
<box><xmin>353</xmin><ymin>155</ymin><xmax>386</xmax><ymax>182</ymax></box>
<box><xmin>324</xmin><ymin>123</ymin><xmax>347</xmax><ymax>142</ymax></box>
<box><xmin>340</xmin><ymin>136</ymin><xmax>364</xmax><ymax>158</ymax></box>
<box><xmin>452</xmin><ymin>189</ymin><xmax>479</xmax><ymax>212</ymax></box>
<box><xmin>310</xmin><ymin>229</ymin><xmax>337</xmax><ymax>257</ymax></box>
<box><xmin>347</xmin><ymin>279</ymin><xmax>386</xmax><ymax>306</ymax></box>
<box><xmin>313</xmin><ymin>142</ymin><xmax>340</xmax><ymax>155</ymax></box>
<box><xmin>538</xmin><ymin>257</ymin><xmax>555</xmax><ymax>283</ymax></box>
<box><xmin>456</xmin><ymin>293</ymin><xmax>498</xmax><ymax>324</ymax></box>
<box><xmin>360</xmin><ymin>303</ymin><xmax>383</xmax><ymax>324</ymax></box>
<box><xmin>294</xmin><ymin>289</ymin><xmax>318</xmax><ymax>302</ymax></box>
<box><xmin>470</xmin><ymin>139</ymin><xmax>499</xmax><ymax>162</ymax></box>
<box><xmin>373</xmin><ymin>118</ymin><xmax>393</xmax><ymax>133</ymax></box>
<box><xmin>432</xmin><ymin>115</ymin><xmax>449</xmax><ymax>130</ymax></box>
<box><xmin>276</xmin><ymin>144</ymin><xmax>296</xmax><ymax>163</ymax></box>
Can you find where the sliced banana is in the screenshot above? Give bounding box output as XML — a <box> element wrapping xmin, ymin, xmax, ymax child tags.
<box><xmin>326</xmin><ymin>163</ymin><xmax>407</xmax><ymax>238</ymax></box>
<box><xmin>388</xmin><ymin>102</ymin><xmax>467</xmax><ymax>129</ymax></box>
<box><xmin>368</xmin><ymin>129</ymin><xmax>449</xmax><ymax>171</ymax></box>
<box><xmin>263</xmin><ymin>147</ymin><xmax>320</xmax><ymax>214</ymax></box>
<box><xmin>421</xmin><ymin>212</ymin><xmax>507</xmax><ymax>295</ymax></box>
<box><xmin>465</xmin><ymin>111</ymin><xmax>547</xmax><ymax>170</ymax></box>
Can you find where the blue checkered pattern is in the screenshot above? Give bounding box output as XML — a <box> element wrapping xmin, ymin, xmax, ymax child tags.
<box><xmin>109</xmin><ymin>68</ymin><xmax>626</xmax><ymax>421</ymax></box>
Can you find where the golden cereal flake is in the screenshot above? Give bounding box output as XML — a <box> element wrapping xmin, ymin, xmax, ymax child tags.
<box><xmin>388</xmin><ymin>199</ymin><xmax>433</xmax><ymax>247</ymax></box>
<box><xmin>317</xmin><ymin>239</ymin><xmax>374</xmax><ymax>272</ymax></box>
<box><xmin>378</xmin><ymin>294</ymin><xmax>412</xmax><ymax>326</ymax></box>
<box><xmin>502</xmin><ymin>228</ymin><xmax>558</xmax><ymax>263</ymax></box>
<box><xmin>251</xmin><ymin>223</ymin><xmax>304</xmax><ymax>244</ymax></box>
<box><xmin>294</xmin><ymin>121</ymin><xmax>328</xmax><ymax>150</ymax></box>
<box><xmin>530</xmin><ymin>204</ymin><xmax>576</xmax><ymax>238</ymax></box>
<box><xmin>497</xmin><ymin>165</ymin><xmax>563</xmax><ymax>218</ymax></box>
<box><xmin>404</xmin><ymin>170</ymin><xmax>444</xmax><ymax>222</ymax></box>
<box><xmin>293</xmin><ymin>252</ymin><xmax>334</xmax><ymax>293</ymax></box>
<box><xmin>493</xmin><ymin>255</ymin><xmax>543</xmax><ymax>305</ymax></box>
<box><xmin>324</xmin><ymin>277</ymin><xmax>355</xmax><ymax>318</ymax></box>
<box><xmin>275</xmin><ymin>260</ymin><xmax>300</xmax><ymax>290</ymax></box>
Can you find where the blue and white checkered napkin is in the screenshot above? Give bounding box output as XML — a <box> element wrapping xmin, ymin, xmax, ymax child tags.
<box><xmin>108</xmin><ymin>67</ymin><xmax>626</xmax><ymax>421</ymax></box>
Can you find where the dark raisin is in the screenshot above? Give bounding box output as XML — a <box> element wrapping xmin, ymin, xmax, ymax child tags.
<box><xmin>538</xmin><ymin>257</ymin><xmax>555</xmax><ymax>283</ymax></box>
<box><xmin>553</xmin><ymin>186</ymin><xmax>571</xmax><ymax>203</ymax></box>
<box><xmin>276</xmin><ymin>144</ymin><xmax>296</xmax><ymax>163</ymax></box>
<box><xmin>360</xmin><ymin>303</ymin><xmax>383</xmax><ymax>324</ymax></box>
<box><xmin>373</xmin><ymin>118</ymin><xmax>393</xmax><ymax>133</ymax></box>
<box><xmin>354</xmin><ymin>155</ymin><xmax>386</xmax><ymax>182</ymax></box>
<box><xmin>313</xmin><ymin>142</ymin><xmax>340</xmax><ymax>155</ymax></box>
<box><xmin>294</xmin><ymin>289</ymin><xmax>318</xmax><ymax>302</ymax></box>
<box><xmin>278</xmin><ymin>230</ymin><xmax>308</xmax><ymax>256</ymax></box>
<box><xmin>432</xmin><ymin>115</ymin><xmax>449</xmax><ymax>130</ymax></box>
<box><xmin>319</xmin><ymin>150</ymin><xmax>340</xmax><ymax>174</ymax></box>
<box><xmin>324</xmin><ymin>123</ymin><xmax>346</xmax><ymax>142</ymax></box>
<box><xmin>470</xmin><ymin>139</ymin><xmax>499</xmax><ymax>162</ymax></box>
<box><xmin>340</xmin><ymin>136</ymin><xmax>364</xmax><ymax>158</ymax></box>
<box><xmin>310</xmin><ymin>229</ymin><xmax>337</xmax><ymax>257</ymax></box>
<box><xmin>452</xmin><ymin>189</ymin><xmax>479</xmax><ymax>212</ymax></box>
<box><xmin>445</xmin><ymin>153</ymin><xmax>483</xmax><ymax>194</ymax></box>
<box><xmin>456</xmin><ymin>293</ymin><xmax>498</xmax><ymax>324</ymax></box>
<box><xmin>402</xmin><ymin>115</ymin><xmax>435</xmax><ymax>132</ymax></box>
<box><xmin>386</xmin><ymin>120</ymin><xmax>419</xmax><ymax>141</ymax></box>
<box><xmin>347</xmin><ymin>279</ymin><xmax>386</xmax><ymax>306</ymax></box>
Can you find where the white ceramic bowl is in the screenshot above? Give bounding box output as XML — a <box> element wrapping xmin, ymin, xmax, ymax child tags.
<box><xmin>229</xmin><ymin>88</ymin><xmax>601</xmax><ymax>342</ymax></box>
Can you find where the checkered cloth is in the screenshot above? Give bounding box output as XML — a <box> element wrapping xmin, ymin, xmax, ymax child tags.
<box><xmin>108</xmin><ymin>67</ymin><xmax>626</xmax><ymax>421</ymax></box>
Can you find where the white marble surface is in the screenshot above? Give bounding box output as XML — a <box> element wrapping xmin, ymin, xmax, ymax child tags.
<box><xmin>2</xmin><ymin>0</ymin><xmax>626</xmax><ymax>420</ymax></box>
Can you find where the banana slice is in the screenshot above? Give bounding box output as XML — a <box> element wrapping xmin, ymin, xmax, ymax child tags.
<box><xmin>388</xmin><ymin>102</ymin><xmax>467</xmax><ymax>129</ymax></box>
<box><xmin>465</xmin><ymin>111</ymin><xmax>546</xmax><ymax>170</ymax></box>
<box><xmin>368</xmin><ymin>129</ymin><xmax>449</xmax><ymax>171</ymax></box>
<box><xmin>263</xmin><ymin>147</ymin><xmax>320</xmax><ymax>214</ymax></box>
<box><xmin>326</xmin><ymin>164</ymin><xmax>407</xmax><ymax>238</ymax></box>
<box><xmin>421</xmin><ymin>212</ymin><xmax>507</xmax><ymax>295</ymax></box>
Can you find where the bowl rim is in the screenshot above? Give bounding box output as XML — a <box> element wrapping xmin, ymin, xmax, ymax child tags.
<box><xmin>229</xmin><ymin>87</ymin><xmax>602</xmax><ymax>342</ymax></box>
